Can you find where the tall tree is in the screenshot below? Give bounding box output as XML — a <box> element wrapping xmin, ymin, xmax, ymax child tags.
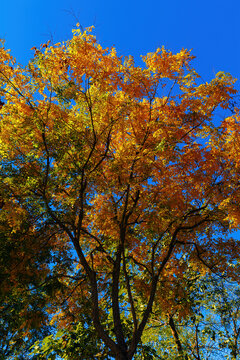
<box><xmin>0</xmin><ymin>28</ymin><xmax>239</xmax><ymax>359</ymax></box>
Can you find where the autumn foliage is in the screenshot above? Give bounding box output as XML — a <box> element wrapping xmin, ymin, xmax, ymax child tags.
<box><xmin>0</xmin><ymin>27</ymin><xmax>239</xmax><ymax>359</ymax></box>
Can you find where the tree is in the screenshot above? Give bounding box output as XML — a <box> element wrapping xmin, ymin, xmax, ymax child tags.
<box><xmin>140</xmin><ymin>275</ymin><xmax>240</xmax><ymax>360</ymax></box>
<box><xmin>0</xmin><ymin>179</ymin><xmax>72</xmax><ymax>358</ymax></box>
<box><xmin>0</xmin><ymin>27</ymin><xmax>239</xmax><ymax>359</ymax></box>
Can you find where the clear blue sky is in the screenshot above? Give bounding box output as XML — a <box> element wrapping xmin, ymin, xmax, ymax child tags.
<box><xmin>1</xmin><ymin>0</ymin><xmax>239</xmax><ymax>84</ymax></box>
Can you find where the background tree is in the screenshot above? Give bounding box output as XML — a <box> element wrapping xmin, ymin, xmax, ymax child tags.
<box><xmin>140</xmin><ymin>275</ymin><xmax>240</xmax><ymax>360</ymax></box>
<box><xmin>0</xmin><ymin>28</ymin><xmax>239</xmax><ymax>359</ymax></box>
<box><xmin>0</xmin><ymin>181</ymin><xmax>73</xmax><ymax>358</ymax></box>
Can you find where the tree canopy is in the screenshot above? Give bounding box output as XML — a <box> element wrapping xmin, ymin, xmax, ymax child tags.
<box><xmin>0</xmin><ymin>26</ymin><xmax>239</xmax><ymax>359</ymax></box>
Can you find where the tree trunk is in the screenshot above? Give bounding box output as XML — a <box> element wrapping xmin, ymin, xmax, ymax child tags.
<box><xmin>115</xmin><ymin>352</ymin><xmax>129</xmax><ymax>360</ymax></box>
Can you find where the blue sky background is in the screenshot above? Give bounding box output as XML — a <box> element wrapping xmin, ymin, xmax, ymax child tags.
<box><xmin>1</xmin><ymin>0</ymin><xmax>239</xmax><ymax>86</ymax></box>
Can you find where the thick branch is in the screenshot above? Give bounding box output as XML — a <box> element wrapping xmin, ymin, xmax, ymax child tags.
<box><xmin>168</xmin><ymin>315</ymin><xmax>188</xmax><ymax>360</ymax></box>
<box><xmin>122</xmin><ymin>248</ymin><xmax>138</xmax><ymax>331</ymax></box>
<box><xmin>90</xmin><ymin>270</ymin><xmax>122</xmax><ymax>356</ymax></box>
<box><xmin>112</xmin><ymin>242</ymin><xmax>127</xmax><ymax>355</ymax></box>
<box><xmin>128</xmin><ymin>223</ymin><xmax>191</xmax><ymax>358</ymax></box>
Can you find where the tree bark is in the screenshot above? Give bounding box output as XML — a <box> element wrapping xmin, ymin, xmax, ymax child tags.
<box><xmin>168</xmin><ymin>314</ymin><xmax>188</xmax><ymax>360</ymax></box>
<box><xmin>115</xmin><ymin>353</ymin><xmax>129</xmax><ymax>360</ymax></box>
